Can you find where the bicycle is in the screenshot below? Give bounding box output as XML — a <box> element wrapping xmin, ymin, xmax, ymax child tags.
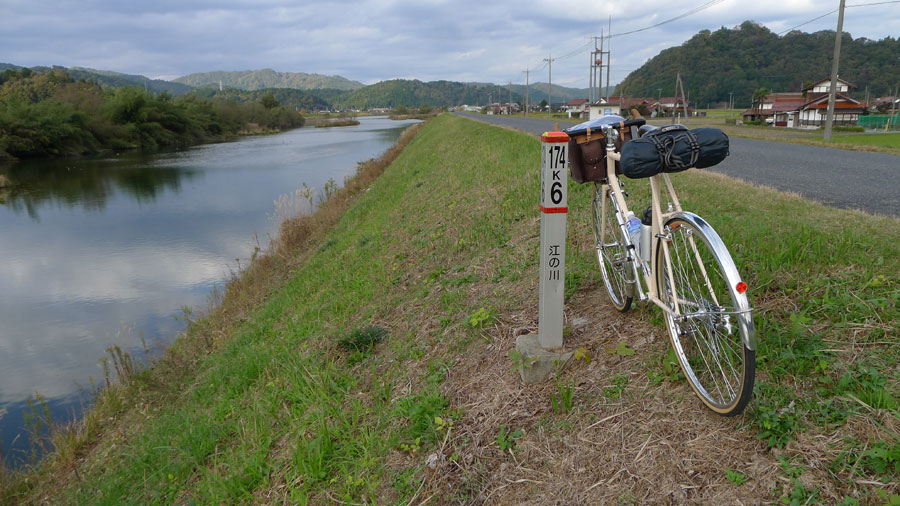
<box><xmin>585</xmin><ymin>118</ymin><xmax>756</xmax><ymax>416</ymax></box>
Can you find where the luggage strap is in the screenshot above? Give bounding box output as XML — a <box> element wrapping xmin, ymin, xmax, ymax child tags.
<box><xmin>648</xmin><ymin>130</ymin><xmax>700</xmax><ymax>170</ymax></box>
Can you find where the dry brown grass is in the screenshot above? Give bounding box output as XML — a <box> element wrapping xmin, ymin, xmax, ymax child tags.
<box><xmin>364</xmin><ymin>207</ymin><xmax>781</xmax><ymax>504</ymax></box>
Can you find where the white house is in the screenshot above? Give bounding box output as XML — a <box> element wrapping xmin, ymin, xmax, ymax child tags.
<box><xmin>588</xmin><ymin>98</ymin><xmax>621</xmax><ymax>119</ymax></box>
<box><xmin>565</xmin><ymin>98</ymin><xmax>589</xmax><ymax>118</ymax></box>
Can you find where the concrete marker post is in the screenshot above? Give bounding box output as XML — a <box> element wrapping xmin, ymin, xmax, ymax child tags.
<box><xmin>515</xmin><ymin>131</ymin><xmax>575</xmax><ymax>384</ymax></box>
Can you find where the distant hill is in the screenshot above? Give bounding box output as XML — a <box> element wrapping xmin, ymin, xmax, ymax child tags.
<box><xmin>189</xmin><ymin>87</ymin><xmax>331</xmax><ymax>111</ymax></box>
<box><xmin>329</xmin><ymin>79</ymin><xmax>530</xmax><ymax>109</ymax></box>
<box><xmin>312</xmin><ymin>80</ymin><xmax>602</xmax><ymax>110</ymax></box>
<box><xmin>1</xmin><ymin>63</ymin><xmax>194</xmax><ymax>95</ymax></box>
<box><xmin>174</xmin><ymin>69</ymin><xmax>364</xmax><ymax>92</ymax></box>
<box><xmin>617</xmin><ymin>21</ymin><xmax>900</xmax><ymax>108</ymax></box>
<box><xmin>304</xmin><ymin>88</ymin><xmax>351</xmax><ymax>104</ymax></box>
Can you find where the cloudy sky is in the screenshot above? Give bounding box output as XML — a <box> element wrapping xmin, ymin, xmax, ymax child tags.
<box><xmin>1</xmin><ymin>0</ymin><xmax>897</xmax><ymax>87</ymax></box>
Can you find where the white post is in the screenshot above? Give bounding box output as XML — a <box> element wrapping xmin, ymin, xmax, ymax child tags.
<box><xmin>538</xmin><ymin>131</ymin><xmax>569</xmax><ymax>348</ymax></box>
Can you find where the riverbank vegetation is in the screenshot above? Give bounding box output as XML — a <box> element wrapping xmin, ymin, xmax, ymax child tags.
<box><xmin>3</xmin><ymin>114</ymin><xmax>899</xmax><ymax>503</ymax></box>
<box><xmin>313</xmin><ymin>117</ymin><xmax>361</xmax><ymax>128</ymax></box>
<box><xmin>0</xmin><ymin>69</ymin><xmax>305</xmax><ymax>160</ymax></box>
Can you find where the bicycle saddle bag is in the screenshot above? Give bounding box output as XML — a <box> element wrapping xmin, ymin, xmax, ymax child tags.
<box><xmin>564</xmin><ymin>115</ymin><xmax>631</xmax><ymax>184</ymax></box>
<box><xmin>620</xmin><ymin>125</ymin><xmax>729</xmax><ymax>179</ymax></box>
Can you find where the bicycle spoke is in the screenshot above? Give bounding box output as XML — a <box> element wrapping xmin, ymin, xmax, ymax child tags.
<box><xmin>592</xmin><ymin>184</ymin><xmax>632</xmax><ymax>312</ymax></box>
<box><xmin>659</xmin><ymin>217</ymin><xmax>753</xmax><ymax>414</ymax></box>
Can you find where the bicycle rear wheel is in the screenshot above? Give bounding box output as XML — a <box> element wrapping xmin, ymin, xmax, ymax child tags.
<box><xmin>591</xmin><ymin>183</ymin><xmax>633</xmax><ymax>312</ymax></box>
<box><xmin>655</xmin><ymin>213</ymin><xmax>755</xmax><ymax>416</ymax></box>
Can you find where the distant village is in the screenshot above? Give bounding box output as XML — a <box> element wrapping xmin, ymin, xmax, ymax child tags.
<box><xmin>452</xmin><ymin>76</ymin><xmax>899</xmax><ymax>129</ymax></box>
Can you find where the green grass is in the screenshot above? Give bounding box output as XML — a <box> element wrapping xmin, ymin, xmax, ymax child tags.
<box><xmin>5</xmin><ymin>113</ymin><xmax>900</xmax><ymax>503</ymax></box>
<box><xmin>831</xmin><ymin>132</ymin><xmax>900</xmax><ymax>148</ymax></box>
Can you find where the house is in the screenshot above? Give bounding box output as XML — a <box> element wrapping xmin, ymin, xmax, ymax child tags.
<box><xmin>484</xmin><ymin>102</ymin><xmax>519</xmax><ymax>115</ymax></box>
<box><xmin>653</xmin><ymin>96</ymin><xmax>692</xmax><ymax>118</ymax></box>
<box><xmin>565</xmin><ymin>98</ymin><xmax>589</xmax><ymax>118</ymax></box>
<box><xmin>743</xmin><ymin>92</ymin><xmax>806</xmax><ymax>125</ymax></box>
<box><xmin>796</xmin><ymin>77</ymin><xmax>865</xmax><ymax>126</ymax></box>
<box><xmin>742</xmin><ymin>77</ymin><xmax>865</xmax><ymax>127</ymax></box>
<box><xmin>588</xmin><ymin>98</ymin><xmax>620</xmax><ymax>119</ymax></box>
<box><xmin>588</xmin><ymin>97</ymin><xmax>655</xmax><ymax>119</ymax></box>
<box><xmin>549</xmin><ymin>102</ymin><xmax>566</xmax><ymax>112</ymax></box>
<box><xmin>872</xmin><ymin>96</ymin><xmax>899</xmax><ymax>113</ymax></box>
<box><xmin>770</xmin><ymin>93</ymin><xmax>807</xmax><ymax>127</ymax></box>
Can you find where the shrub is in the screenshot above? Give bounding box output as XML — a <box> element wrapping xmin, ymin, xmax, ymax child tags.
<box><xmin>833</xmin><ymin>125</ymin><xmax>865</xmax><ymax>133</ymax></box>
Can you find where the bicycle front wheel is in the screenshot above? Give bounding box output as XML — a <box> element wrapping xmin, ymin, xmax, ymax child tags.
<box><xmin>591</xmin><ymin>183</ymin><xmax>633</xmax><ymax>312</ymax></box>
<box><xmin>655</xmin><ymin>213</ymin><xmax>755</xmax><ymax>416</ymax></box>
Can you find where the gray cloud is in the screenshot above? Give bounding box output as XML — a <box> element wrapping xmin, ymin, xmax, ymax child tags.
<box><xmin>1</xmin><ymin>0</ymin><xmax>897</xmax><ymax>86</ymax></box>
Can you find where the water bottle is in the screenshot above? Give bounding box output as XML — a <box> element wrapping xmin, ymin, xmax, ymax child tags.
<box><xmin>639</xmin><ymin>207</ymin><xmax>652</xmax><ymax>263</ymax></box>
<box><xmin>640</xmin><ymin>224</ymin><xmax>651</xmax><ymax>263</ymax></box>
<box><xmin>626</xmin><ymin>211</ymin><xmax>642</xmax><ymax>260</ymax></box>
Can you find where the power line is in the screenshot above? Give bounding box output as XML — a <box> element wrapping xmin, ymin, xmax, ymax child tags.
<box><xmin>554</xmin><ymin>40</ymin><xmax>594</xmax><ymax>61</ymax></box>
<box><xmin>848</xmin><ymin>0</ymin><xmax>900</xmax><ymax>6</ymax></box>
<box><xmin>609</xmin><ymin>0</ymin><xmax>725</xmax><ymax>39</ymax></box>
<box><xmin>777</xmin><ymin>9</ymin><xmax>838</xmax><ymax>35</ymax></box>
<box><xmin>778</xmin><ymin>0</ymin><xmax>900</xmax><ymax>35</ymax></box>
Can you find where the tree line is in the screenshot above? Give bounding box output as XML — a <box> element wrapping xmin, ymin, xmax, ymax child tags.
<box><xmin>618</xmin><ymin>21</ymin><xmax>900</xmax><ymax>108</ymax></box>
<box><xmin>0</xmin><ymin>69</ymin><xmax>305</xmax><ymax>160</ymax></box>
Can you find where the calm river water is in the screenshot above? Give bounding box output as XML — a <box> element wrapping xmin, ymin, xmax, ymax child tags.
<box><xmin>0</xmin><ymin>116</ymin><xmax>418</xmax><ymax>466</ymax></box>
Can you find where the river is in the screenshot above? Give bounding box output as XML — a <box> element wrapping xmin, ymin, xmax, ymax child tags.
<box><xmin>0</xmin><ymin>116</ymin><xmax>419</xmax><ymax>467</ymax></box>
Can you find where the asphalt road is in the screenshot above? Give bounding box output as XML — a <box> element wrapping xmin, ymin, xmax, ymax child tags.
<box><xmin>454</xmin><ymin>112</ymin><xmax>900</xmax><ymax>218</ymax></box>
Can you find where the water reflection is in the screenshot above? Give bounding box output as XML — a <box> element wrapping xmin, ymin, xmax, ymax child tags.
<box><xmin>1</xmin><ymin>156</ymin><xmax>198</xmax><ymax>220</ymax></box>
<box><xmin>0</xmin><ymin>116</ymin><xmax>418</xmax><ymax>466</ymax></box>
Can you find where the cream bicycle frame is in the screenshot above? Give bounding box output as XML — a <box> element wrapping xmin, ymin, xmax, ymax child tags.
<box><xmin>597</xmin><ymin>126</ymin><xmax>756</xmax><ymax>351</ymax></box>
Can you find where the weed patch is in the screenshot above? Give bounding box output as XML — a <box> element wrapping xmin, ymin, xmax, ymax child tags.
<box><xmin>337</xmin><ymin>325</ymin><xmax>388</xmax><ymax>353</ymax></box>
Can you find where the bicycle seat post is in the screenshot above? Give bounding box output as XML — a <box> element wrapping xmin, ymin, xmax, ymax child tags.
<box><xmin>604</xmin><ymin>125</ymin><xmax>618</xmax><ymax>152</ymax></box>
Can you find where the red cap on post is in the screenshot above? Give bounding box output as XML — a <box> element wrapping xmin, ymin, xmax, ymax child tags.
<box><xmin>541</xmin><ymin>131</ymin><xmax>568</xmax><ymax>143</ymax></box>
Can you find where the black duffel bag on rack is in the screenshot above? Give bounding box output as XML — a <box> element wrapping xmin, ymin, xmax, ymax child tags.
<box><xmin>620</xmin><ymin>124</ymin><xmax>729</xmax><ymax>179</ymax></box>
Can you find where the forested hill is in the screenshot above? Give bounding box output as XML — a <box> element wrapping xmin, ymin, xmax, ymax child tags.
<box><xmin>0</xmin><ymin>63</ymin><xmax>193</xmax><ymax>95</ymax></box>
<box><xmin>329</xmin><ymin>80</ymin><xmax>526</xmax><ymax>109</ymax></box>
<box><xmin>174</xmin><ymin>69</ymin><xmax>364</xmax><ymax>91</ymax></box>
<box><xmin>190</xmin><ymin>87</ymin><xmax>331</xmax><ymax>112</ymax></box>
<box><xmin>617</xmin><ymin>21</ymin><xmax>900</xmax><ymax>108</ymax></box>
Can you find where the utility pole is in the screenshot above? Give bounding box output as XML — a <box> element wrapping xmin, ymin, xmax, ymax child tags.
<box><xmin>591</xmin><ymin>35</ymin><xmax>602</xmax><ymax>105</ymax></box>
<box><xmin>525</xmin><ymin>69</ymin><xmax>530</xmax><ymax>117</ymax></box>
<box><xmin>823</xmin><ymin>0</ymin><xmax>846</xmax><ymax>141</ymax></box>
<box><xmin>657</xmin><ymin>88</ymin><xmax>662</xmax><ymax>117</ymax></box>
<box><xmin>729</xmin><ymin>91</ymin><xmax>734</xmax><ymax>118</ymax></box>
<box><xmin>675</xmin><ymin>73</ymin><xmax>689</xmax><ymax>124</ymax></box>
<box><xmin>508</xmin><ymin>80</ymin><xmax>512</xmax><ymax>108</ymax></box>
<box><xmin>590</xmin><ymin>31</ymin><xmax>611</xmax><ymax>117</ymax></box>
<box><xmin>606</xmin><ymin>17</ymin><xmax>612</xmax><ymax>103</ymax></box>
<box><xmin>544</xmin><ymin>54</ymin><xmax>554</xmax><ymax>118</ymax></box>
<box><xmin>588</xmin><ymin>48</ymin><xmax>593</xmax><ymax>104</ymax></box>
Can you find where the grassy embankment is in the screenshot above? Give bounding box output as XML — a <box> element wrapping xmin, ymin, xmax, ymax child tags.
<box><xmin>3</xmin><ymin>113</ymin><xmax>900</xmax><ymax>504</ymax></box>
